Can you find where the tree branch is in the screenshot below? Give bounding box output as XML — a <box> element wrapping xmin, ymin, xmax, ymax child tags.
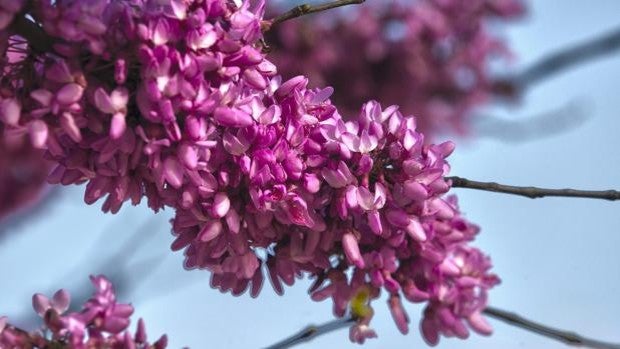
<box><xmin>447</xmin><ymin>176</ymin><xmax>620</xmax><ymax>201</ymax></box>
<box><xmin>494</xmin><ymin>25</ymin><xmax>620</xmax><ymax>96</ymax></box>
<box><xmin>483</xmin><ymin>307</ymin><xmax>620</xmax><ymax>349</ymax></box>
<box><xmin>264</xmin><ymin>308</ymin><xmax>620</xmax><ymax>349</ymax></box>
<box><xmin>266</xmin><ymin>0</ymin><xmax>365</xmax><ymax>29</ymax></box>
<box><xmin>263</xmin><ymin>316</ymin><xmax>355</xmax><ymax>349</ymax></box>
<box><xmin>10</xmin><ymin>15</ymin><xmax>55</xmax><ymax>53</ymax></box>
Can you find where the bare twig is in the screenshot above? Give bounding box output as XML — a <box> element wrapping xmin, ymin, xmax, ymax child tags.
<box><xmin>447</xmin><ymin>176</ymin><xmax>620</xmax><ymax>201</ymax></box>
<box><xmin>484</xmin><ymin>307</ymin><xmax>620</xmax><ymax>349</ymax></box>
<box><xmin>495</xmin><ymin>26</ymin><xmax>620</xmax><ymax>96</ymax></box>
<box><xmin>266</xmin><ymin>0</ymin><xmax>365</xmax><ymax>29</ymax></box>
<box><xmin>263</xmin><ymin>316</ymin><xmax>355</xmax><ymax>349</ymax></box>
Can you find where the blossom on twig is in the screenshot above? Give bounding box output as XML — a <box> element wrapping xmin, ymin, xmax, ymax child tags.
<box><xmin>0</xmin><ymin>275</ymin><xmax>167</xmax><ymax>349</ymax></box>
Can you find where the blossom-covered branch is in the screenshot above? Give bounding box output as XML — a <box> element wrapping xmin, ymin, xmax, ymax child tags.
<box><xmin>0</xmin><ymin>0</ymin><xmax>502</xmax><ymax>345</ymax></box>
<box><xmin>448</xmin><ymin>176</ymin><xmax>620</xmax><ymax>201</ymax></box>
<box><xmin>495</xmin><ymin>25</ymin><xmax>620</xmax><ymax>96</ymax></box>
<box><xmin>483</xmin><ymin>307</ymin><xmax>620</xmax><ymax>349</ymax></box>
<box><xmin>266</xmin><ymin>0</ymin><xmax>365</xmax><ymax>28</ymax></box>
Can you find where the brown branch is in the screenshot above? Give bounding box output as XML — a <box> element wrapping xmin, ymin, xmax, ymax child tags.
<box><xmin>263</xmin><ymin>316</ymin><xmax>355</xmax><ymax>349</ymax></box>
<box><xmin>10</xmin><ymin>15</ymin><xmax>55</xmax><ymax>53</ymax></box>
<box><xmin>484</xmin><ymin>307</ymin><xmax>620</xmax><ymax>349</ymax></box>
<box><xmin>266</xmin><ymin>0</ymin><xmax>365</xmax><ymax>29</ymax></box>
<box><xmin>265</xmin><ymin>308</ymin><xmax>620</xmax><ymax>349</ymax></box>
<box><xmin>494</xmin><ymin>25</ymin><xmax>620</xmax><ymax>97</ymax></box>
<box><xmin>447</xmin><ymin>176</ymin><xmax>620</xmax><ymax>201</ymax></box>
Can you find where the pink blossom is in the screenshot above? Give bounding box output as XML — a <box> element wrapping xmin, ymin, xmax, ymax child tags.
<box><xmin>0</xmin><ymin>276</ymin><xmax>167</xmax><ymax>349</ymax></box>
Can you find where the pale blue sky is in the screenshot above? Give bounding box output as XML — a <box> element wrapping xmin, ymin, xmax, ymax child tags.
<box><xmin>1</xmin><ymin>1</ymin><xmax>619</xmax><ymax>348</ymax></box>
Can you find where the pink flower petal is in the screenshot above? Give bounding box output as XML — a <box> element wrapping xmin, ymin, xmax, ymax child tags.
<box><xmin>56</xmin><ymin>83</ymin><xmax>84</xmax><ymax>105</ymax></box>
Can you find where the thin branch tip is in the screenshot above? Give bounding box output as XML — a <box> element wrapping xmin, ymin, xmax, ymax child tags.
<box><xmin>267</xmin><ymin>0</ymin><xmax>366</xmax><ymax>28</ymax></box>
<box><xmin>263</xmin><ymin>316</ymin><xmax>354</xmax><ymax>349</ymax></box>
<box><xmin>484</xmin><ymin>306</ymin><xmax>620</xmax><ymax>349</ymax></box>
<box><xmin>447</xmin><ymin>176</ymin><xmax>620</xmax><ymax>201</ymax></box>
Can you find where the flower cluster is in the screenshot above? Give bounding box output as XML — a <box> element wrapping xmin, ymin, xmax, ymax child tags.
<box><xmin>0</xmin><ymin>0</ymin><xmax>274</xmax><ymax>215</ymax></box>
<box><xmin>0</xmin><ymin>275</ymin><xmax>167</xmax><ymax>349</ymax></box>
<box><xmin>0</xmin><ymin>0</ymin><xmax>499</xmax><ymax>345</ymax></box>
<box><xmin>266</xmin><ymin>0</ymin><xmax>524</xmax><ymax>137</ymax></box>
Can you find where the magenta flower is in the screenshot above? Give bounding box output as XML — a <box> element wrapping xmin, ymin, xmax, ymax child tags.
<box><xmin>0</xmin><ymin>0</ymin><xmax>500</xmax><ymax>345</ymax></box>
<box><xmin>0</xmin><ymin>275</ymin><xmax>167</xmax><ymax>349</ymax></box>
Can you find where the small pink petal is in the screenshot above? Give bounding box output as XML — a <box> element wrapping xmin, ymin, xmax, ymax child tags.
<box><xmin>51</xmin><ymin>289</ymin><xmax>71</xmax><ymax>313</ymax></box>
<box><xmin>32</xmin><ymin>293</ymin><xmax>51</xmax><ymax>316</ymax></box>
<box><xmin>198</xmin><ymin>220</ymin><xmax>223</xmax><ymax>242</ymax></box>
<box><xmin>468</xmin><ymin>312</ymin><xmax>493</xmax><ymax>335</ymax></box>
<box><xmin>29</xmin><ymin>120</ymin><xmax>48</xmax><ymax>148</ymax></box>
<box><xmin>421</xmin><ymin>317</ymin><xmax>440</xmax><ymax>346</ymax></box>
<box><xmin>0</xmin><ymin>98</ymin><xmax>21</xmax><ymax>126</ymax></box>
<box><xmin>163</xmin><ymin>157</ymin><xmax>184</xmax><ymax>188</ymax></box>
<box><xmin>56</xmin><ymin>83</ymin><xmax>84</xmax><ymax>105</ymax></box>
<box><xmin>171</xmin><ymin>0</ymin><xmax>187</xmax><ymax>19</ymax></box>
<box><xmin>302</xmin><ymin>173</ymin><xmax>320</xmax><ymax>193</ymax></box>
<box><xmin>135</xmin><ymin>318</ymin><xmax>147</xmax><ymax>343</ymax></box>
<box><xmin>103</xmin><ymin>316</ymin><xmax>130</xmax><ymax>334</ymax></box>
<box><xmin>258</xmin><ymin>105</ymin><xmax>281</xmax><ymax>125</ymax></box>
<box><xmin>388</xmin><ymin>295</ymin><xmax>409</xmax><ymax>334</ymax></box>
<box><xmin>60</xmin><ymin>112</ymin><xmax>82</xmax><ymax>142</ymax></box>
<box><xmin>368</xmin><ymin>210</ymin><xmax>383</xmax><ymax>235</ymax></box>
<box><xmin>212</xmin><ymin>192</ymin><xmax>230</xmax><ymax>218</ymax></box>
<box><xmin>275</xmin><ymin>75</ymin><xmax>308</xmax><ymax>97</ymax></box>
<box><xmin>178</xmin><ymin>143</ymin><xmax>198</xmax><ymax>169</ymax></box>
<box><xmin>110</xmin><ymin>88</ymin><xmax>129</xmax><ymax>110</ymax></box>
<box><xmin>30</xmin><ymin>89</ymin><xmax>54</xmax><ymax>106</ymax></box>
<box><xmin>406</xmin><ymin>219</ymin><xmax>426</xmax><ymax>242</ymax></box>
<box><xmin>110</xmin><ymin>113</ymin><xmax>127</xmax><ymax>139</ymax></box>
<box><xmin>403</xmin><ymin>180</ymin><xmax>428</xmax><ymax>201</ymax></box>
<box><xmin>342</xmin><ymin>232</ymin><xmax>365</xmax><ymax>268</ymax></box>
<box><xmin>214</xmin><ymin>106</ymin><xmax>253</xmax><ymax>127</ymax></box>
<box><xmin>321</xmin><ymin>165</ymin><xmax>350</xmax><ymax>188</ymax></box>
<box><xmin>356</xmin><ymin>186</ymin><xmax>375</xmax><ymax>211</ymax></box>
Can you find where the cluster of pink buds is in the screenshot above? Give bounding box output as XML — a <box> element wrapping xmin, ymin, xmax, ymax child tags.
<box><xmin>0</xmin><ymin>0</ymin><xmax>499</xmax><ymax>345</ymax></box>
<box><xmin>0</xmin><ymin>275</ymin><xmax>167</xmax><ymax>349</ymax></box>
<box><xmin>267</xmin><ymin>0</ymin><xmax>524</xmax><ymax>137</ymax></box>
